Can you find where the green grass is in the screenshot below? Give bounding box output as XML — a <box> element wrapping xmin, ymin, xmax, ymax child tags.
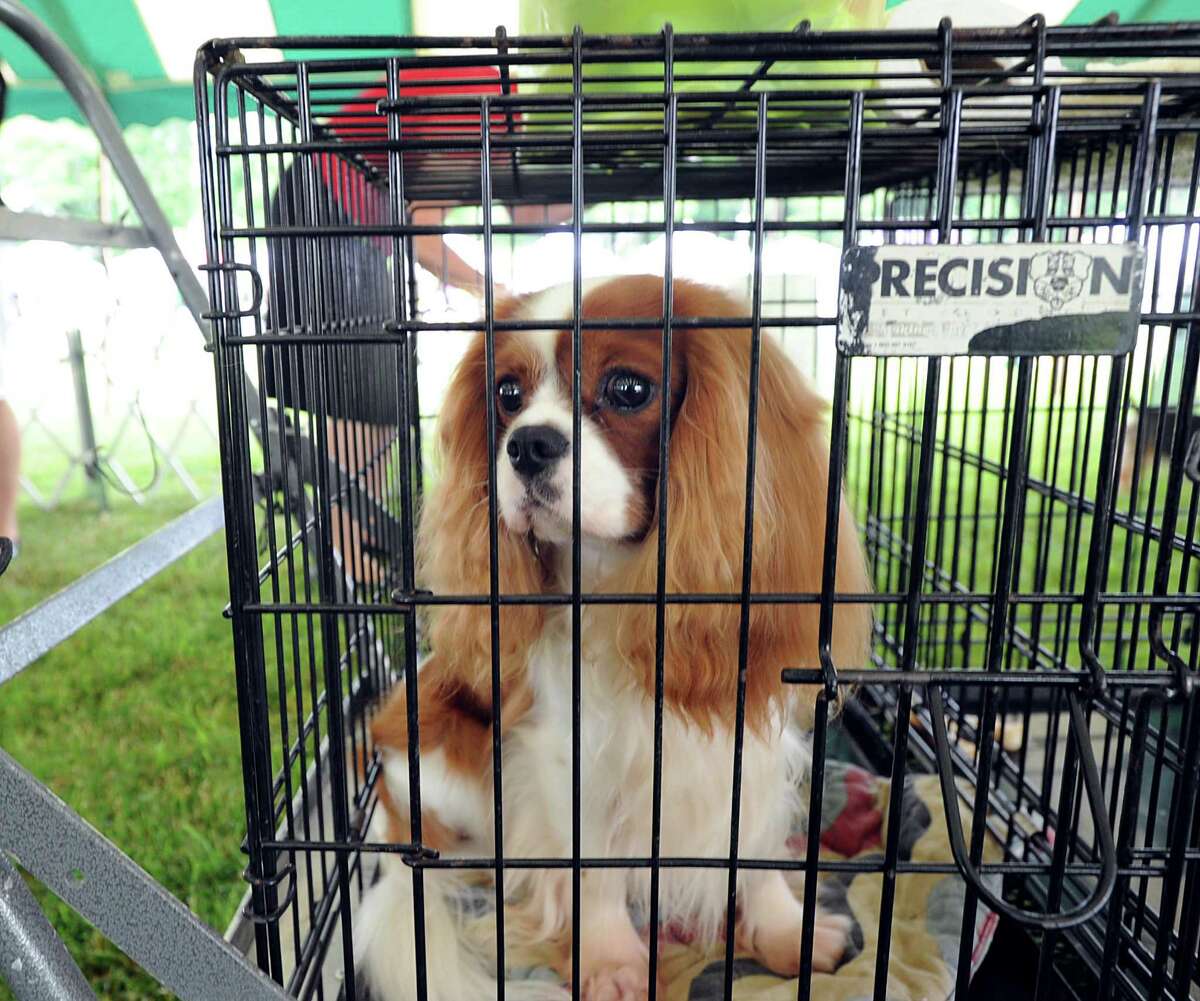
<box><xmin>0</xmin><ymin>471</ymin><xmax>245</xmax><ymax>1000</ymax></box>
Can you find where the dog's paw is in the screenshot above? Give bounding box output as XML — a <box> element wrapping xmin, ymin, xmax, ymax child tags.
<box><xmin>809</xmin><ymin>911</ymin><xmax>852</xmax><ymax>973</ymax></box>
<box><xmin>581</xmin><ymin>962</ymin><xmax>650</xmax><ymax>1001</ymax></box>
<box><xmin>576</xmin><ymin>907</ymin><xmax>653</xmax><ymax>1001</ymax></box>
<box><xmin>744</xmin><ymin>909</ymin><xmax>851</xmax><ymax>977</ymax></box>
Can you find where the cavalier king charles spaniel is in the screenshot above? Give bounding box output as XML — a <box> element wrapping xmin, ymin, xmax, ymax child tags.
<box><xmin>355</xmin><ymin>275</ymin><xmax>873</xmax><ymax>1001</ymax></box>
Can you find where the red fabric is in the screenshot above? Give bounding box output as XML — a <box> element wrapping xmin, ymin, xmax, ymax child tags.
<box><xmin>328</xmin><ymin>65</ymin><xmax>515</xmax><ymax>139</ymax></box>
<box><xmin>314</xmin><ymin>65</ymin><xmax>517</xmax><ymax>227</ymax></box>
<box><xmin>819</xmin><ymin>766</ymin><xmax>883</xmax><ymax>857</ymax></box>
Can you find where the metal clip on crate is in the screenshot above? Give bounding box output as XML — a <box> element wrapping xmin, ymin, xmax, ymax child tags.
<box><xmin>200</xmin><ymin>261</ymin><xmax>266</xmax><ymax>323</ymax></box>
<box><xmin>242</xmin><ymin>861</ymin><xmax>299</xmax><ymax>926</ymax></box>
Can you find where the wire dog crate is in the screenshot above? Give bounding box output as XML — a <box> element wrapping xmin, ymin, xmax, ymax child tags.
<box><xmin>197</xmin><ymin>20</ymin><xmax>1200</xmax><ymax>1001</ymax></box>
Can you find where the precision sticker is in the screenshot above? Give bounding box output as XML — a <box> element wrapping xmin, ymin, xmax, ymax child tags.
<box><xmin>838</xmin><ymin>242</ymin><xmax>1145</xmax><ymax>357</ymax></box>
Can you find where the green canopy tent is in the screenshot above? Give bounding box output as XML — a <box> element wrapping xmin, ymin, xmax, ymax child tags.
<box><xmin>0</xmin><ymin>0</ymin><xmax>414</xmax><ymax>124</ymax></box>
<box><xmin>0</xmin><ymin>0</ymin><xmax>1192</xmax><ymax>126</ymax></box>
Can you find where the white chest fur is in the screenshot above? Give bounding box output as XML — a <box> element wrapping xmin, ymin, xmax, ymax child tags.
<box><xmin>501</xmin><ymin>609</ymin><xmax>810</xmax><ymax>939</ymax></box>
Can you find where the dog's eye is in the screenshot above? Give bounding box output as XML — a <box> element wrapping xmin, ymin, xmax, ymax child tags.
<box><xmin>496</xmin><ymin>376</ymin><xmax>523</xmax><ymax>415</ymax></box>
<box><xmin>603</xmin><ymin>371</ymin><xmax>655</xmax><ymax>413</ymax></box>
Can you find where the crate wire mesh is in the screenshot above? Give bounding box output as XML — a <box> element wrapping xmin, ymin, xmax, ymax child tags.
<box><xmin>195</xmin><ymin>21</ymin><xmax>1200</xmax><ymax>1001</ymax></box>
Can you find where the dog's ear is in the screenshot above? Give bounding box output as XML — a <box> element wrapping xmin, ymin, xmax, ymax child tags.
<box><xmin>416</xmin><ymin>296</ymin><xmax>546</xmax><ymax>717</ymax></box>
<box><xmin>608</xmin><ymin>281</ymin><xmax>873</xmax><ymax>732</ymax></box>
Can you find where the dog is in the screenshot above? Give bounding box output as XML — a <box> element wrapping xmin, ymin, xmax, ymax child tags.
<box><xmin>355</xmin><ymin>275</ymin><xmax>874</xmax><ymax>1001</ymax></box>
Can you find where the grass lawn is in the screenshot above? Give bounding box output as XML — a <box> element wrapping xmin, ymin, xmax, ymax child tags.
<box><xmin>0</xmin><ymin>466</ymin><xmax>246</xmax><ymax>1000</ymax></box>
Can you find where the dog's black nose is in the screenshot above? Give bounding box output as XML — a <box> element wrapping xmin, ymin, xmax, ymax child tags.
<box><xmin>506</xmin><ymin>425</ymin><xmax>568</xmax><ymax>479</ymax></box>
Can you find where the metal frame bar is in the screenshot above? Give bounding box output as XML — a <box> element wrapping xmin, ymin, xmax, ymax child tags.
<box><xmin>0</xmin><ymin>751</ymin><xmax>292</xmax><ymax>1001</ymax></box>
<box><xmin>0</xmin><ymin>0</ymin><xmax>210</xmax><ymax>338</ymax></box>
<box><xmin>0</xmin><ymin>853</ymin><xmax>95</xmax><ymax>1001</ymax></box>
<box><xmin>0</xmin><ymin>208</ymin><xmax>152</xmax><ymax>249</ymax></box>
<box><xmin>0</xmin><ymin>497</ymin><xmax>223</xmax><ymax>684</ymax></box>
<box><xmin>0</xmin><ymin>0</ymin><xmax>272</xmax><ymax>510</ymax></box>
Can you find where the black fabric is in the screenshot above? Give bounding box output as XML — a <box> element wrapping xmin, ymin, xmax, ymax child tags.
<box><xmin>966</xmin><ymin>918</ymin><xmax>1039</xmax><ymax>999</ymax></box>
<box><xmin>262</xmin><ymin>163</ymin><xmax>398</xmax><ymax>425</ymax></box>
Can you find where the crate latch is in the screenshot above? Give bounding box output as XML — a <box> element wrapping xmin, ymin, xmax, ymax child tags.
<box><xmin>199</xmin><ymin>261</ymin><xmax>264</xmax><ymax>323</ymax></box>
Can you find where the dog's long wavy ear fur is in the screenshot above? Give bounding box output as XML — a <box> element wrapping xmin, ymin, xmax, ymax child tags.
<box><xmin>610</xmin><ymin>282</ymin><xmax>873</xmax><ymax>733</ymax></box>
<box><xmin>416</xmin><ymin>298</ymin><xmax>546</xmax><ymax>721</ymax></box>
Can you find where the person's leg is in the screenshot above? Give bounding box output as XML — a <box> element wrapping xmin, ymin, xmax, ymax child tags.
<box><xmin>328</xmin><ymin>416</ymin><xmax>398</xmax><ymax>587</ymax></box>
<box><xmin>0</xmin><ymin>399</ymin><xmax>20</xmax><ymax>545</ymax></box>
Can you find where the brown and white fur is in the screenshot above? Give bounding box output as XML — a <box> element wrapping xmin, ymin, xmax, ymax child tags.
<box><xmin>355</xmin><ymin>276</ymin><xmax>874</xmax><ymax>1001</ymax></box>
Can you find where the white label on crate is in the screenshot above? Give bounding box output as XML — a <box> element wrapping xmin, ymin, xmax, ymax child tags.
<box><xmin>838</xmin><ymin>242</ymin><xmax>1144</xmax><ymax>357</ymax></box>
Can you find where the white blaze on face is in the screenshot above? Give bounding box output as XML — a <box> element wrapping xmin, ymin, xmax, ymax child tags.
<box><xmin>494</xmin><ymin>290</ymin><xmax>637</xmax><ymax>544</ymax></box>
